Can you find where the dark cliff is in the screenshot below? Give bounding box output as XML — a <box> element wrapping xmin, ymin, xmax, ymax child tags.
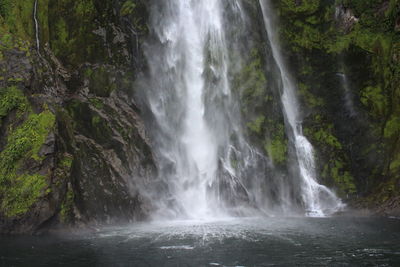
<box><xmin>0</xmin><ymin>0</ymin><xmax>156</xmax><ymax>234</ymax></box>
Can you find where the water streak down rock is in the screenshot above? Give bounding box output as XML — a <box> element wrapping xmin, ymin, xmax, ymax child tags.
<box><xmin>259</xmin><ymin>0</ymin><xmax>343</xmax><ymax>216</ymax></box>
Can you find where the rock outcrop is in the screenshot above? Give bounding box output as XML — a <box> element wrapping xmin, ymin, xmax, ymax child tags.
<box><xmin>0</xmin><ymin>0</ymin><xmax>156</xmax><ymax>234</ymax></box>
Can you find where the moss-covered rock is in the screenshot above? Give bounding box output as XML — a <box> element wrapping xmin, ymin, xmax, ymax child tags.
<box><xmin>0</xmin><ymin>0</ymin><xmax>156</xmax><ymax>234</ymax></box>
<box><xmin>271</xmin><ymin>0</ymin><xmax>400</xmax><ymax>209</ymax></box>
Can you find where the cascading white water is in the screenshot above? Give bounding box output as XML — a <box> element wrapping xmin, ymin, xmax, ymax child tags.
<box><xmin>259</xmin><ymin>0</ymin><xmax>344</xmax><ymax>216</ymax></box>
<box><xmin>142</xmin><ymin>0</ymin><xmax>257</xmax><ymax>219</ymax></box>
<box><xmin>34</xmin><ymin>0</ymin><xmax>40</xmax><ymax>55</ymax></box>
<box><xmin>141</xmin><ymin>0</ymin><xmax>344</xmax><ymax>219</ymax></box>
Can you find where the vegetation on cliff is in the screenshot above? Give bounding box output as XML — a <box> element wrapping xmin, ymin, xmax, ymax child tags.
<box><xmin>269</xmin><ymin>0</ymin><xmax>400</xmax><ymax>207</ymax></box>
<box><xmin>0</xmin><ymin>0</ymin><xmax>155</xmax><ymax>234</ymax></box>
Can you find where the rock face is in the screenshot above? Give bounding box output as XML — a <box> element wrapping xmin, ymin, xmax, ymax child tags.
<box><xmin>245</xmin><ymin>0</ymin><xmax>400</xmax><ymax>216</ymax></box>
<box><xmin>214</xmin><ymin>0</ymin><xmax>399</xmax><ymax>217</ymax></box>
<box><xmin>0</xmin><ymin>0</ymin><xmax>156</xmax><ymax>233</ymax></box>
<box><xmin>335</xmin><ymin>5</ymin><xmax>359</xmax><ymax>33</ymax></box>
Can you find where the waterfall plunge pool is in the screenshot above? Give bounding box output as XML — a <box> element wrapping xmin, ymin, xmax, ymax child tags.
<box><xmin>1</xmin><ymin>216</ymin><xmax>399</xmax><ymax>266</ymax></box>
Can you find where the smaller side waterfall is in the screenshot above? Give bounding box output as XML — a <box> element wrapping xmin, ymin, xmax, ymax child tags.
<box><xmin>33</xmin><ymin>0</ymin><xmax>40</xmax><ymax>55</ymax></box>
<box><xmin>259</xmin><ymin>0</ymin><xmax>344</xmax><ymax>216</ymax></box>
<box><xmin>337</xmin><ymin>72</ymin><xmax>357</xmax><ymax>118</ymax></box>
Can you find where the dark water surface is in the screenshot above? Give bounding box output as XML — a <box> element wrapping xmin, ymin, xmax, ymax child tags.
<box><xmin>1</xmin><ymin>217</ymin><xmax>400</xmax><ymax>266</ymax></box>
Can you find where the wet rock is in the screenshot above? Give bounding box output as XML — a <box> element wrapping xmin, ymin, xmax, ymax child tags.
<box><xmin>0</xmin><ymin>0</ymin><xmax>155</xmax><ymax>234</ymax></box>
<box><xmin>335</xmin><ymin>5</ymin><xmax>359</xmax><ymax>33</ymax></box>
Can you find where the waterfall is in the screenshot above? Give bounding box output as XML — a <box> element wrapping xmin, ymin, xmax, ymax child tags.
<box><xmin>259</xmin><ymin>0</ymin><xmax>344</xmax><ymax>216</ymax></box>
<box><xmin>33</xmin><ymin>0</ymin><xmax>40</xmax><ymax>55</ymax></box>
<box><xmin>139</xmin><ymin>0</ymin><xmax>343</xmax><ymax>219</ymax></box>
<box><xmin>337</xmin><ymin>72</ymin><xmax>357</xmax><ymax>118</ymax></box>
<box><xmin>140</xmin><ymin>0</ymin><xmax>259</xmax><ymax>219</ymax></box>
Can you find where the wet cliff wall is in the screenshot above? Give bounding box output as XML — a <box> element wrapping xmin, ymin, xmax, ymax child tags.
<box><xmin>0</xmin><ymin>0</ymin><xmax>156</xmax><ymax>234</ymax></box>
<box><xmin>240</xmin><ymin>0</ymin><xmax>400</xmax><ymax>215</ymax></box>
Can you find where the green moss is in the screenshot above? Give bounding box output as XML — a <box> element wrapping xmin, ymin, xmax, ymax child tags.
<box><xmin>263</xmin><ymin>123</ymin><xmax>288</xmax><ymax>165</ymax></box>
<box><xmin>89</xmin><ymin>98</ymin><xmax>104</xmax><ymax>109</ymax></box>
<box><xmin>264</xmin><ymin>138</ymin><xmax>287</xmax><ymax>165</ymax></box>
<box><xmin>0</xmin><ymin>109</ymin><xmax>55</xmax><ymax>217</ymax></box>
<box><xmin>0</xmin><ymin>110</ymin><xmax>55</xmax><ymax>177</ymax></box>
<box><xmin>121</xmin><ymin>0</ymin><xmax>136</xmax><ymax>16</ymax></box>
<box><xmin>280</xmin><ymin>0</ymin><xmax>320</xmax><ymax>14</ymax></box>
<box><xmin>390</xmin><ymin>153</ymin><xmax>400</xmax><ymax>172</ymax></box>
<box><xmin>247</xmin><ymin>115</ymin><xmax>265</xmax><ymax>135</ymax></box>
<box><xmin>323</xmin><ymin>159</ymin><xmax>357</xmax><ymax>195</ymax></box>
<box><xmin>92</xmin><ymin>115</ymin><xmax>101</xmax><ymax>126</ymax></box>
<box><xmin>275</xmin><ymin>0</ymin><xmax>400</xmax><ymax>200</ymax></box>
<box><xmin>0</xmin><ymin>86</ymin><xmax>28</xmax><ymax>124</ymax></box>
<box><xmin>60</xmin><ymin>155</ymin><xmax>73</xmax><ymax>169</ymax></box>
<box><xmin>37</xmin><ymin>0</ymin><xmax>50</xmax><ymax>44</ymax></box>
<box><xmin>360</xmin><ymin>85</ymin><xmax>387</xmax><ymax>117</ymax></box>
<box><xmin>0</xmin><ymin>0</ymin><xmax>36</xmax><ymax>40</ymax></box>
<box><xmin>52</xmin><ymin>18</ymin><xmax>69</xmax><ymax>56</ymax></box>
<box><xmin>0</xmin><ymin>32</ymin><xmax>13</xmax><ymax>49</ymax></box>
<box><xmin>312</xmin><ymin>128</ymin><xmax>342</xmax><ymax>149</ymax></box>
<box><xmin>298</xmin><ymin>83</ymin><xmax>324</xmax><ymax>108</ymax></box>
<box><xmin>75</xmin><ymin>0</ymin><xmax>95</xmax><ymax>17</ymax></box>
<box><xmin>384</xmin><ymin>116</ymin><xmax>400</xmax><ymax>138</ymax></box>
<box><xmin>84</xmin><ymin>67</ymin><xmax>94</xmax><ymax>78</ymax></box>
<box><xmin>235</xmin><ymin>49</ymin><xmax>268</xmax><ymax>113</ymax></box>
<box><xmin>1</xmin><ymin>174</ymin><xmax>47</xmax><ymax>217</ymax></box>
<box><xmin>0</xmin><ymin>0</ymin><xmax>12</xmax><ymax>18</ymax></box>
<box><xmin>60</xmin><ymin>186</ymin><xmax>74</xmax><ymax>223</ymax></box>
<box><xmin>286</xmin><ymin>20</ymin><xmax>324</xmax><ymax>50</ymax></box>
